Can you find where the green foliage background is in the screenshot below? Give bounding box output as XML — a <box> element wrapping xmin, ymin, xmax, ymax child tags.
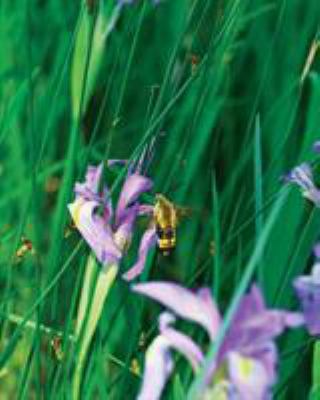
<box><xmin>0</xmin><ymin>0</ymin><xmax>320</xmax><ymax>398</ymax></box>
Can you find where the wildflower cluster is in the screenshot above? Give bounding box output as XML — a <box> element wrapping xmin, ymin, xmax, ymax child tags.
<box><xmin>284</xmin><ymin>142</ymin><xmax>320</xmax><ymax>206</ymax></box>
<box><xmin>132</xmin><ymin>282</ymin><xmax>303</xmax><ymax>399</ymax></box>
<box><xmin>68</xmin><ymin>141</ymin><xmax>320</xmax><ymax>400</ymax></box>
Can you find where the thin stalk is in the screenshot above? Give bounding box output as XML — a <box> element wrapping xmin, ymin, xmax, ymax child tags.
<box><xmin>310</xmin><ymin>341</ymin><xmax>320</xmax><ymax>399</ymax></box>
<box><xmin>72</xmin><ymin>263</ymin><xmax>118</xmax><ymax>400</ymax></box>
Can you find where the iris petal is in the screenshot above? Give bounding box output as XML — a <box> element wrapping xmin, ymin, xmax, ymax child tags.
<box><xmin>75</xmin><ymin>164</ymin><xmax>103</xmax><ymax>200</ymax></box>
<box><xmin>221</xmin><ymin>285</ymin><xmax>303</xmax><ymax>364</ymax></box>
<box><xmin>133</xmin><ymin>282</ymin><xmax>221</xmax><ymax>339</ymax></box>
<box><xmin>116</xmin><ymin>174</ymin><xmax>153</xmax><ymax>226</ymax></box>
<box><xmin>137</xmin><ymin>335</ymin><xmax>173</xmax><ymax>400</ymax></box>
<box><xmin>284</xmin><ymin>163</ymin><xmax>320</xmax><ymax>206</ymax></box>
<box><xmin>122</xmin><ymin>227</ymin><xmax>157</xmax><ymax>281</ymax></box>
<box><xmin>159</xmin><ymin>312</ymin><xmax>204</xmax><ymax>371</ymax></box>
<box><xmin>294</xmin><ymin>262</ymin><xmax>320</xmax><ymax>335</ymax></box>
<box><xmin>68</xmin><ymin>199</ymin><xmax>122</xmax><ymax>264</ymax></box>
<box><xmin>114</xmin><ymin>205</ymin><xmax>139</xmax><ymax>252</ymax></box>
<box><xmin>227</xmin><ymin>352</ymin><xmax>271</xmax><ymax>400</ymax></box>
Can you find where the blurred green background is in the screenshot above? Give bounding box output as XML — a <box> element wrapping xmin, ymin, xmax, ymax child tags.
<box><xmin>1</xmin><ymin>0</ymin><xmax>320</xmax><ymax>398</ymax></box>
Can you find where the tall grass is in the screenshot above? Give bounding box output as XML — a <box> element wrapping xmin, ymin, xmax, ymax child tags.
<box><xmin>0</xmin><ymin>0</ymin><xmax>320</xmax><ymax>398</ymax></box>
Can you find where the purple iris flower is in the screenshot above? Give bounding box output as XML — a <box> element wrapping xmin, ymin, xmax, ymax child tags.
<box><xmin>284</xmin><ymin>163</ymin><xmax>320</xmax><ymax>206</ymax></box>
<box><xmin>313</xmin><ymin>141</ymin><xmax>320</xmax><ymax>153</ymax></box>
<box><xmin>293</xmin><ymin>244</ymin><xmax>320</xmax><ymax>335</ymax></box>
<box><xmin>68</xmin><ymin>162</ymin><xmax>157</xmax><ymax>281</ymax></box>
<box><xmin>133</xmin><ymin>282</ymin><xmax>304</xmax><ymax>399</ymax></box>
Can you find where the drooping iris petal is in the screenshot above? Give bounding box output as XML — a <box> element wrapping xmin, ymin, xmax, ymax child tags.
<box><xmin>294</xmin><ymin>261</ymin><xmax>320</xmax><ymax>335</ymax></box>
<box><xmin>116</xmin><ymin>174</ymin><xmax>153</xmax><ymax>226</ymax></box>
<box><xmin>284</xmin><ymin>163</ymin><xmax>320</xmax><ymax>206</ymax></box>
<box><xmin>75</xmin><ymin>163</ymin><xmax>103</xmax><ymax>200</ymax></box>
<box><xmin>227</xmin><ymin>352</ymin><xmax>271</xmax><ymax>400</ymax></box>
<box><xmin>122</xmin><ymin>228</ymin><xmax>157</xmax><ymax>281</ymax></box>
<box><xmin>122</xmin><ymin>227</ymin><xmax>157</xmax><ymax>281</ymax></box>
<box><xmin>133</xmin><ymin>282</ymin><xmax>221</xmax><ymax>340</ymax></box>
<box><xmin>138</xmin><ymin>204</ymin><xmax>154</xmax><ymax>216</ymax></box>
<box><xmin>68</xmin><ymin>199</ymin><xmax>122</xmax><ymax>264</ymax></box>
<box><xmin>159</xmin><ymin>312</ymin><xmax>204</xmax><ymax>371</ymax></box>
<box><xmin>137</xmin><ymin>336</ymin><xmax>173</xmax><ymax>400</ymax></box>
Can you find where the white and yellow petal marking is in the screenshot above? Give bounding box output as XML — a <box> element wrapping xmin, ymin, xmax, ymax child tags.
<box><xmin>227</xmin><ymin>352</ymin><xmax>270</xmax><ymax>399</ymax></box>
<box><xmin>68</xmin><ymin>199</ymin><xmax>121</xmax><ymax>264</ymax></box>
<box><xmin>68</xmin><ymin>198</ymin><xmax>85</xmax><ymax>227</ymax></box>
<box><xmin>202</xmin><ymin>380</ymin><xmax>234</xmax><ymax>400</ymax></box>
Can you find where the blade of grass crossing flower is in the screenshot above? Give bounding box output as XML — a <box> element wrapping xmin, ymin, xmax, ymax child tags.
<box><xmin>187</xmin><ymin>187</ymin><xmax>289</xmax><ymax>399</ymax></box>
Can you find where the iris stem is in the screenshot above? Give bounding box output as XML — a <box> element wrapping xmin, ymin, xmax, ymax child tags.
<box><xmin>72</xmin><ymin>260</ymin><xmax>118</xmax><ymax>400</ymax></box>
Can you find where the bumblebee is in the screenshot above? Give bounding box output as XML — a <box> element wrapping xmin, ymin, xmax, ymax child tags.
<box><xmin>153</xmin><ymin>194</ymin><xmax>178</xmax><ymax>256</ymax></box>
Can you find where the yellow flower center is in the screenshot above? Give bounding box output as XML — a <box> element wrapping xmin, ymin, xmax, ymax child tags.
<box><xmin>238</xmin><ymin>356</ymin><xmax>254</xmax><ymax>378</ymax></box>
<box><xmin>70</xmin><ymin>198</ymin><xmax>85</xmax><ymax>227</ymax></box>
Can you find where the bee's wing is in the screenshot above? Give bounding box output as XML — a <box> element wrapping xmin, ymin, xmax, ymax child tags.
<box><xmin>175</xmin><ymin>206</ymin><xmax>208</xmax><ymax>223</ymax></box>
<box><xmin>175</xmin><ymin>206</ymin><xmax>193</xmax><ymax>221</ymax></box>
